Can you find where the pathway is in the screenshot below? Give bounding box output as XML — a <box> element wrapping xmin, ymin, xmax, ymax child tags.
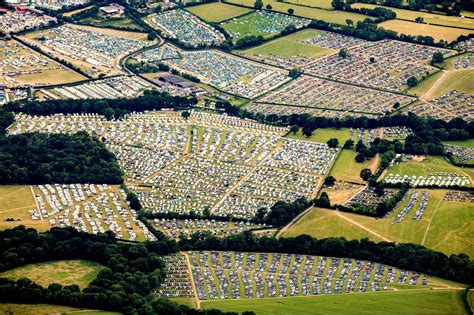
<box><xmin>335</xmin><ymin>210</ymin><xmax>392</xmax><ymax>242</ymax></box>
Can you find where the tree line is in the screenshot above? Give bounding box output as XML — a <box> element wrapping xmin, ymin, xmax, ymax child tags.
<box><xmin>0</xmin><ymin>226</ymin><xmax>251</xmax><ymax>314</ymax></box>
<box><xmin>0</xmin><ymin>132</ymin><xmax>123</xmax><ymax>185</ymax></box>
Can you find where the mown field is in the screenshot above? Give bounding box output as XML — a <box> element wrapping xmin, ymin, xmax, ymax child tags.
<box><xmin>329</xmin><ymin>149</ymin><xmax>379</xmax><ymax>184</ymax></box>
<box><xmin>187</xmin><ymin>2</ymin><xmax>251</xmax><ymax>22</ymax></box>
<box><xmin>201</xmin><ymin>290</ymin><xmax>468</xmax><ymax>314</ymax></box>
<box><xmin>0</xmin><ymin>260</ymin><xmax>104</xmax><ymax>289</ymax></box>
<box><xmin>0</xmin><ymin>304</ymin><xmax>120</xmax><ymax>315</ymax></box>
<box><xmin>379</xmin><ymin>20</ymin><xmax>472</xmax><ymax>42</ymax></box>
<box><xmin>283</xmin><ymin>189</ymin><xmax>474</xmax><ymax>257</ymax></box>
<box><xmin>352</xmin><ymin>3</ymin><xmax>474</xmax><ymax>30</ymax></box>
<box><xmin>80</xmin><ymin>16</ymin><xmax>144</xmax><ymax>31</ymax></box>
<box><xmin>224</xmin><ymin>0</ymin><xmax>371</xmax><ymax>25</ymax></box>
<box><xmin>444</xmin><ymin>139</ymin><xmax>474</xmax><ymax>148</ymax></box>
<box><xmin>239</xmin><ymin>29</ymin><xmax>334</xmax><ymax>58</ymax></box>
<box><xmin>285</xmin><ymin>127</ymin><xmax>351</xmax><ymax>144</ymax></box>
<box><xmin>283</xmin><ymin>0</ymin><xmax>333</xmax><ymax>9</ymax></box>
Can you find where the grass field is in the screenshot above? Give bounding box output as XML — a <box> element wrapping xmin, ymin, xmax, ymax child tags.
<box><xmin>379</xmin><ymin>20</ymin><xmax>472</xmax><ymax>42</ymax></box>
<box><xmin>0</xmin><ymin>260</ymin><xmax>104</xmax><ymax>289</ymax></box>
<box><xmin>283</xmin><ymin>0</ymin><xmax>333</xmax><ymax>9</ymax></box>
<box><xmin>423</xmin><ymin>69</ymin><xmax>474</xmax><ymax>100</ymax></box>
<box><xmin>0</xmin><ymin>304</ymin><xmax>119</xmax><ymax>315</ymax></box>
<box><xmin>225</xmin><ymin>0</ymin><xmax>370</xmax><ymax>25</ymax></box>
<box><xmin>285</xmin><ymin>127</ymin><xmax>351</xmax><ymax>144</ymax></box>
<box><xmin>80</xmin><ymin>16</ymin><xmax>144</xmax><ymax>31</ymax></box>
<box><xmin>352</xmin><ymin>3</ymin><xmax>474</xmax><ymax>29</ymax></box>
<box><xmin>186</xmin><ymin>2</ymin><xmax>251</xmax><ymax>22</ymax></box>
<box><xmin>283</xmin><ymin>189</ymin><xmax>474</xmax><ymax>257</ymax></box>
<box><xmin>239</xmin><ymin>29</ymin><xmax>334</xmax><ymax>58</ymax></box>
<box><xmin>408</xmin><ymin>70</ymin><xmax>444</xmax><ymax>97</ymax></box>
<box><xmin>63</xmin><ymin>5</ymin><xmax>94</xmax><ymax>17</ymax></box>
<box><xmin>444</xmin><ymin>139</ymin><xmax>474</xmax><ymax>148</ymax></box>
<box><xmin>201</xmin><ymin>290</ymin><xmax>468</xmax><ymax>314</ymax></box>
<box><xmin>386</xmin><ymin>156</ymin><xmax>474</xmax><ymax>180</ymax></box>
<box><xmin>329</xmin><ymin>150</ymin><xmax>378</xmax><ymax>183</ymax></box>
<box><xmin>0</xmin><ymin>185</ymin><xmax>52</xmax><ymax>232</ymax></box>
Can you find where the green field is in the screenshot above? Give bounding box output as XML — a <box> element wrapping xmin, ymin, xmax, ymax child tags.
<box><xmin>239</xmin><ymin>29</ymin><xmax>334</xmax><ymax>58</ymax></box>
<box><xmin>284</xmin><ymin>0</ymin><xmax>333</xmax><ymax>9</ymax></box>
<box><xmin>444</xmin><ymin>139</ymin><xmax>474</xmax><ymax>148</ymax></box>
<box><xmin>80</xmin><ymin>16</ymin><xmax>144</xmax><ymax>31</ymax></box>
<box><xmin>283</xmin><ymin>189</ymin><xmax>474</xmax><ymax>257</ymax></box>
<box><xmin>329</xmin><ymin>149</ymin><xmax>379</xmax><ymax>184</ymax></box>
<box><xmin>0</xmin><ymin>260</ymin><xmax>104</xmax><ymax>289</ymax></box>
<box><xmin>286</xmin><ymin>127</ymin><xmax>351</xmax><ymax>144</ymax></box>
<box><xmin>201</xmin><ymin>290</ymin><xmax>468</xmax><ymax>314</ymax></box>
<box><xmin>386</xmin><ymin>156</ymin><xmax>474</xmax><ymax>180</ymax></box>
<box><xmin>0</xmin><ymin>304</ymin><xmax>120</xmax><ymax>315</ymax></box>
<box><xmin>186</xmin><ymin>2</ymin><xmax>251</xmax><ymax>22</ymax></box>
<box><xmin>379</xmin><ymin>20</ymin><xmax>472</xmax><ymax>42</ymax></box>
<box><xmin>225</xmin><ymin>0</ymin><xmax>371</xmax><ymax>25</ymax></box>
<box><xmin>352</xmin><ymin>3</ymin><xmax>474</xmax><ymax>29</ymax></box>
<box><xmin>408</xmin><ymin>70</ymin><xmax>444</xmax><ymax>97</ymax></box>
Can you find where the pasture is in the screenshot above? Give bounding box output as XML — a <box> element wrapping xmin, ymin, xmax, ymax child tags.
<box><xmin>186</xmin><ymin>2</ymin><xmax>252</xmax><ymax>22</ymax></box>
<box><xmin>283</xmin><ymin>189</ymin><xmax>474</xmax><ymax>257</ymax></box>
<box><xmin>352</xmin><ymin>3</ymin><xmax>474</xmax><ymax>30</ymax></box>
<box><xmin>239</xmin><ymin>29</ymin><xmax>334</xmax><ymax>58</ymax></box>
<box><xmin>329</xmin><ymin>150</ymin><xmax>379</xmax><ymax>184</ymax></box>
<box><xmin>0</xmin><ymin>260</ymin><xmax>104</xmax><ymax>289</ymax></box>
<box><xmin>201</xmin><ymin>290</ymin><xmax>468</xmax><ymax>314</ymax></box>
<box><xmin>0</xmin><ymin>304</ymin><xmax>119</xmax><ymax>315</ymax></box>
<box><xmin>379</xmin><ymin>20</ymin><xmax>472</xmax><ymax>42</ymax></box>
<box><xmin>225</xmin><ymin>0</ymin><xmax>371</xmax><ymax>25</ymax></box>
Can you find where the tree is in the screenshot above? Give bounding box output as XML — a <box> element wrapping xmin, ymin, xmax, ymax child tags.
<box><xmin>324</xmin><ymin>176</ymin><xmax>335</xmax><ymax>187</ymax></box>
<box><xmin>369</xmin><ymin>57</ymin><xmax>375</xmax><ymax>63</ymax></box>
<box><xmin>355</xmin><ymin>153</ymin><xmax>366</xmax><ymax>163</ymax></box>
<box><xmin>327</xmin><ymin>138</ymin><xmax>339</xmax><ymax>148</ymax></box>
<box><xmin>314</xmin><ymin>192</ymin><xmax>331</xmax><ymax>208</ymax></box>
<box><xmin>289</xmin><ymin>68</ymin><xmax>300</xmax><ymax>79</ymax></box>
<box><xmin>266</xmin><ymin>3</ymin><xmax>272</xmax><ymax>9</ymax></box>
<box><xmin>147</xmin><ymin>32</ymin><xmax>157</xmax><ymax>41</ymax></box>
<box><xmin>393</xmin><ymin>102</ymin><xmax>400</xmax><ymax>109</ymax></box>
<box><xmin>290</xmin><ymin>125</ymin><xmax>299</xmax><ymax>134</ymax></box>
<box><xmin>374</xmin><ymin>184</ymin><xmax>385</xmax><ymax>196</ymax></box>
<box><xmin>181</xmin><ymin>111</ymin><xmax>191</xmax><ymax>120</ymax></box>
<box><xmin>346</xmin><ymin>19</ymin><xmax>353</xmax><ymax>27</ymax></box>
<box><xmin>302</xmin><ymin>125</ymin><xmax>313</xmax><ymax>137</ymax></box>
<box><xmin>343</xmin><ymin>139</ymin><xmax>354</xmax><ymax>149</ymax></box>
<box><xmin>360</xmin><ymin>168</ymin><xmax>372</xmax><ymax>181</ymax></box>
<box><xmin>407</xmin><ymin>76</ymin><xmax>418</xmax><ymax>87</ymax></box>
<box><xmin>339</xmin><ymin>48</ymin><xmax>349</xmax><ymax>58</ymax></box>
<box><xmin>287</xmin><ymin>8</ymin><xmax>294</xmax><ymax>14</ymax></box>
<box><xmin>254</xmin><ymin>0</ymin><xmax>263</xmax><ymax>9</ymax></box>
<box><xmin>202</xmin><ymin>206</ymin><xmax>211</xmax><ymax>217</ymax></box>
<box><xmin>103</xmin><ymin>107</ymin><xmax>115</xmax><ymax>120</ymax></box>
<box><xmin>415</xmin><ymin>16</ymin><xmax>424</xmax><ymax>23</ymax></box>
<box><xmin>431</xmin><ymin>51</ymin><xmax>444</xmax><ymax>65</ymax></box>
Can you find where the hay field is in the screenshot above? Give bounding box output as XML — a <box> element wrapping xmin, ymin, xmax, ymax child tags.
<box><xmin>379</xmin><ymin>20</ymin><xmax>472</xmax><ymax>42</ymax></box>
<box><xmin>187</xmin><ymin>2</ymin><xmax>252</xmax><ymax>22</ymax></box>
<box><xmin>0</xmin><ymin>260</ymin><xmax>104</xmax><ymax>289</ymax></box>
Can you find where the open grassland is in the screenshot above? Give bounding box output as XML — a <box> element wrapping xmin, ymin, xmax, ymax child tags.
<box><xmin>239</xmin><ymin>29</ymin><xmax>334</xmax><ymax>58</ymax></box>
<box><xmin>169</xmin><ymin>298</ymin><xmax>198</xmax><ymax>309</ymax></box>
<box><xmin>283</xmin><ymin>189</ymin><xmax>474</xmax><ymax>257</ymax></box>
<box><xmin>283</xmin><ymin>0</ymin><xmax>333</xmax><ymax>9</ymax></box>
<box><xmin>285</xmin><ymin>127</ymin><xmax>351</xmax><ymax>144</ymax></box>
<box><xmin>225</xmin><ymin>0</ymin><xmax>370</xmax><ymax>25</ymax></box>
<box><xmin>329</xmin><ymin>150</ymin><xmax>378</xmax><ymax>183</ymax></box>
<box><xmin>0</xmin><ymin>304</ymin><xmax>120</xmax><ymax>315</ymax></box>
<box><xmin>201</xmin><ymin>290</ymin><xmax>468</xmax><ymax>314</ymax></box>
<box><xmin>187</xmin><ymin>2</ymin><xmax>252</xmax><ymax>22</ymax></box>
<box><xmin>352</xmin><ymin>3</ymin><xmax>474</xmax><ymax>29</ymax></box>
<box><xmin>0</xmin><ymin>185</ymin><xmax>51</xmax><ymax>232</ymax></box>
<box><xmin>386</xmin><ymin>156</ymin><xmax>474</xmax><ymax>180</ymax></box>
<box><xmin>379</xmin><ymin>20</ymin><xmax>472</xmax><ymax>42</ymax></box>
<box><xmin>423</xmin><ymin>69</ymin><xmax>474</xmax><ymax>99</ymax></box>
<box><xmin>16</xmin><ymin>68</ymin><xmax>85</xmax><ymax>86</ymax></box>
<box><xmin>80</xmin><ymin>17</ymin><xmax>144</xmax><ymax>31</ymax></box>
<box><xmin>444</xmin><ymin>139</ymin><xmax>474</xmax><ymax>148</ymax></box>
<box><xmin>0</xmin><ymin>260</ymin><xmax>104</xmax><ymax>289</ymax></box>
<box><xmin>408</xmin><ymin>70</ymin><xmax>444</xmax><ymax>97</ymax></box>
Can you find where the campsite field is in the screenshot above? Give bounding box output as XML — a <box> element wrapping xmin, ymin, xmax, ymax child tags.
<box><xmin>186</xmin><ymin>2</ymin><xmax>251</xmax><ymax>22</ymax></box>
<box><xmin>352</xmin><ymin>3</ymin><xmax>474</xmax><ymax>30</ymax></box>
<box><xmin>0</xmin><ymin>260</ymin><xmax>104</xmax><ymax>289</ymax></box>
<box><xmin>0</xmin><ymin>304</ymin><xmax>119</xmax><ymax>315</ymax></box>
<box><xmin>201</xmin><ymin>290</ymin><xmax>468</xmax><ymax>314</ymax></box>
<box><xmin>379</xmin><ymin>20</ymin><xmax>472</xmax><ymax>42</ymax></box>
<box><xmin>283</xmin><ymin>189</ymin><xmax>474</xmax><ymax>257</ymax></box>
<box><xmin>225</xmin><ymin>0</ymin><xmax>370</xmax><ymax>25</ymax></box>
<box><xmin>239</xmin><ymin>29</ymin><xmax>334</xmax><ymax>58</ymax></box>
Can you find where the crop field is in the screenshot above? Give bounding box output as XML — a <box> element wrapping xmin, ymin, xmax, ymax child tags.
<box><xmin>0</xmin><ymin>39</ymin><xmax>85</xmax><ymax>87</ymax></box>
<box><xmin>238</xmin><ymin>29</ymin><xmax>334</xmax><ymax>59</ymax></box>
<box><xmin>225</xmin><ymin>0</ymin><xmax>370</xmax><ymax>25</ymax></box>
<box><xmin>186</xmin><ymin>2</ymin><xmax>252</xmax><ymax>22</ymax></box>
<box><xmin>0</xmin><ymin>304</ymin><xmax>119</xmax><ymax>315</ymax></box>
<box><xmin>283</xmin><ymin>0</ymin><xmax>333</xmax><ymax>9</ymax></box>
<box><xmin>201</xmin><ymin>289</ymin><xmax>468</xmax><ymax>314</ymax></box>
<box><xmin>283</xmin><ymin>189</ymin><xmax>474</xmax><ymax>257</ymax></box>
<box><xmin>0</xmin><ymin>260</ymin><xmax>103</xmax><ymax>289</ymax></box>
<box><xmin>329</xmin><ymin>150</ymin><xmax>379</xmax><ymax>184</ymax></box>
<box><xmin>352</xmin><ymin>3</ymin><xmax>474</xmax><ymax>30</ymax></box>
<box><xmin>379</xmin><ymin>20</ymin><xmax>472</xmax><ymax>42</ymax></box>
